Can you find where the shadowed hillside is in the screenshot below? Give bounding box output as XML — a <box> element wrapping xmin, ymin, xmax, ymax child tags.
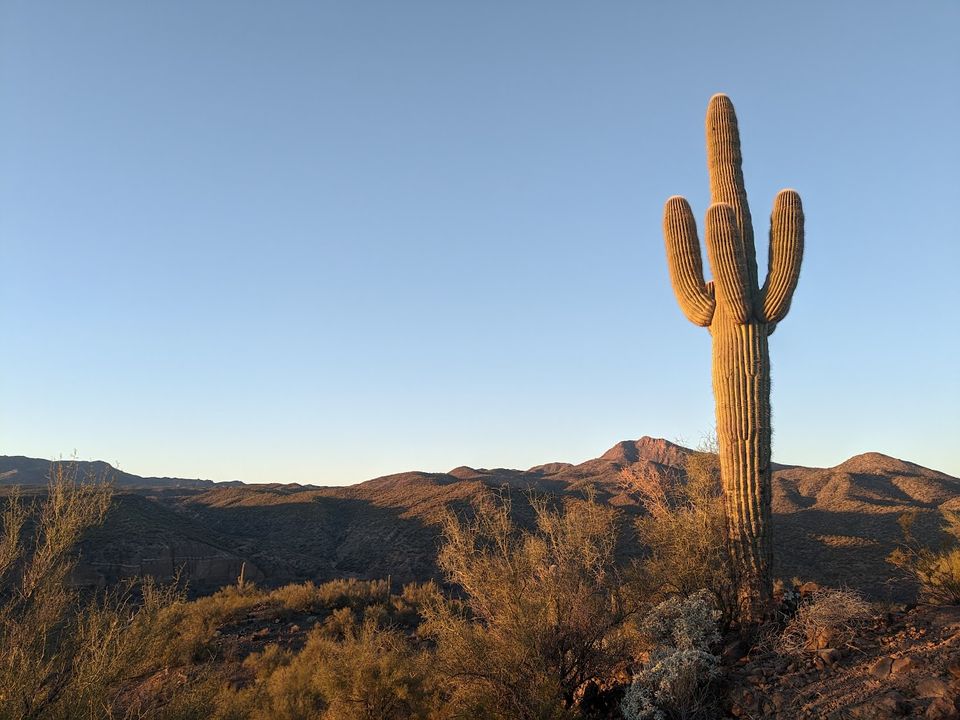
<box><xmin>2</xmin><ymin>437</ymin><xmax>957</xmax><ymax>600</ymax></box>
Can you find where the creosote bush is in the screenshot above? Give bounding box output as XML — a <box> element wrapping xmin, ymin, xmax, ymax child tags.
<box><xmin>627</xmin><ymin>442</ymin><xmax>736</xmax><ymax>624</ymax></box>
<box><xmin>216</xmin><ymin>612</ymin><xmax>435</xmax><ymax>720</ymax></box>
<box><xmin>888</xmin><ymin>509</ymin><xmax>960</xmax><ymax>605</ymax></box>
<box><xmin>422</xmin><ymin>491</ymin><xmax>642</xmax><ymax>719</ymax></box>
<box><xmin>0</xmin><ymin>465</ymin><xmax>187</xmax><ymax>720</ymax></box>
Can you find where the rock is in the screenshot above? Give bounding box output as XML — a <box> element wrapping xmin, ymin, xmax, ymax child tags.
<box><xmin>916</xmin><ymin>678</ymin><xmax>951</xmax><ymax>698</ymax></box>
<box><xmin>948</xmin><ymin>661</ymin><xmax>960</xmax><ymax>680</ymax></box>
<box><xmin>819</xmin><ymin>648</ymin><xmax>842</xmax><ymax>665</ymax></box>
<box><xmin>851</xmin><ymin>691</ymin><xmax>910</xmax><ymax>718</ymax></box>
<box><xmin>892</xmin><ymin>655</ymin><xmax>917</xmax><ymax>675</ymax></box>
<box><xmin>810</xmin><ymin>627</ymin><xmax>835</xmax><ymax>650</ymax></box>
<box><xmin>771</xmin><ymin>691</ymin><xmax>786</xmax><ymax>710</ymax></box>
<box><xmin>927</xmin><ymin>606</ymin><xmax>960</xmax><ymax>635</ymax></box>
<box><xmin>723</xmin><ymin>638</ymin><xmax>749</xmax><ymax>663</ymax></box>
<box><xmin>926</xmin><ymin>697</ymin><xmax>960</xmax><ymax>720</ymax></box>
<box><xmin>870</xmin><ymin>657</ymin><xmax>894</xmax><ymax>679</ymax></box>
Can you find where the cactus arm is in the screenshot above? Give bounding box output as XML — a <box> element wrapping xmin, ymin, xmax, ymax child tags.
<box><xmin>706</xmin><ymin>93</ymin><xmax>759</xmax><ymax>293</ymax></box>
<box><xmin>663</xmin><ymin>196</ymin><xmax>716</xmax><ymax>326</ymax></box>
<box><xmin>705</xmin><ymin>203</ymin><xmax>752</xmax><ymax>324</ymax></box>
<box><xmin>660</xmin><ymin>94</ymin><xmax>804</xmax><ymax>623</ymax></box>
<box><xmin>760</xmin><ymin>189</ymin><xmax>804</xmax><ymax>324</ymax></box>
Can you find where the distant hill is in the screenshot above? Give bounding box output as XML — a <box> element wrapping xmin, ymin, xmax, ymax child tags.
<box><xmin>2</xmin><ymin>437</ymin><xmax>958</xmax><ymax>600</ymax></box>
<box><xmin>0</xmin><ymin>455</ymin><xmax>238</xmax><ymax>489</ymax></box>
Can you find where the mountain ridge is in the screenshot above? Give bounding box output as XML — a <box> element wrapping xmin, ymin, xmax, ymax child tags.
<box><xmin>0</xmin><ymin>436</ymin><xmax>950</xmax><ymax>491</ymax></box>
<box><xmin>2</xmin><ymin>438</ymin><xmax>957</xmax><ymax>601</ymax></box>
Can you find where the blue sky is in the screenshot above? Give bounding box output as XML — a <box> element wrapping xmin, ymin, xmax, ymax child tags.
<box><xmin>1</xmin><ymin>2</ymin><xmax>957</xmax><ymax>484</ymax></box>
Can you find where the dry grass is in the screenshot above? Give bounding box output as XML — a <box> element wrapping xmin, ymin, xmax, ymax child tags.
<box><xmin>775</xmin><ymin>588</ymin><xmax>872</xmax><ymax>658</ymax></box>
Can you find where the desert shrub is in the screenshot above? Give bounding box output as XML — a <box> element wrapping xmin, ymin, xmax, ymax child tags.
<box><xmin>775</xmin><ymin>587</ymin><xmax>871</xmax><ymax>657</ymax></box>
<box><xmin>888</xmin><ymin>509</ymin><xmax>960</xmax><ymax>605</ymax></box>
<box><xmin>151</xmin><ymin>576</ymin><xmax>427</xmax><ymax>673</ymax></box>
<box><xmin>265</xmin><ymin>577</ymin><xmax>390</xmax><ymax>615</ymax></box>
<box><xmin>0</xmin><ymin>465</ymin><xmax>189</xmax><ymax>720</ymax></box>
<box><xmin>627</xmin><ymin>442</ymin><xmax>735</xmax><ymax>622</ymax></box>
<box><xmin>621</xmin><ymin>590</ymin><xmax>721</xmax><ymax>720</ymax></box>
<box><xmin>0</xmin><ymin>465</ymin><xmax>111</xmax><ymax>719</ymax></box>
<box><xmin>217</xmin><ymin>612</ymin><xmax>434</xmax><ymax>720</ymax></box>
<box><xmin>423</xmin><ymin>491</ymin><xmax>640</xmax><ymax>719</ymax></box>
<box><xmin>154</xmin><ymin>582</ymin><xmax>263</xmax><ymax>666</ymax></box>
<box><xmin>267</xmin><ymin>580</ymin><xmax>322</xmax><ymax>613</ymax></box>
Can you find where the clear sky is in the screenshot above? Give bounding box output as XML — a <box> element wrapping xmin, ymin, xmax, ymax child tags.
<box><xmin>1</xmin><ymin>2</ymin><xmax>958</xmax><ymax>484</ymax></box>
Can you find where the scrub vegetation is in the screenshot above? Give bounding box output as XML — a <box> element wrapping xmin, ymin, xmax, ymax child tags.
<box><xmin>1</xmin><ymin>455</ymin><xmax>738</xmax><ymax>720</ymax></box>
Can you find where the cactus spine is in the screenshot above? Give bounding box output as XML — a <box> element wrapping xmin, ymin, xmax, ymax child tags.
<box><xmin>663</xmin><ymin>95</ymin><xmax>804</xmax><ymax>622</ymax></box>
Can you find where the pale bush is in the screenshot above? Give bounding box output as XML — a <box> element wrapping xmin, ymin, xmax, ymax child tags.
<box><xmin>156</xmin><ymin>582</ymin><xmax>262</xmax><ymax>665</ymax></box>
<box><xmin>622</xmin><ymin>590</ymin><xmax>721</xmax><ymax>720</ymax></box>
<box><xmin>640</xmin><ymin>589</ymin><xmax>721</xmax><ymax>651</ymax></box>
<box><xmin>776</xmin><ymin>587</ymin><xmax>871</xmax><ymax>657</ymax></box>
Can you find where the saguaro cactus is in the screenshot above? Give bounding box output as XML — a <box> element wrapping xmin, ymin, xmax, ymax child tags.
<box><xmin>662</xmin><ymin>94</ymin><xmax>804</xmax><ymax>622</ymax></box>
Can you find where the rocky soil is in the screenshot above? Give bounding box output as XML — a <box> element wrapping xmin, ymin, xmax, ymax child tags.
<box><xmin>725</xmin><ymin>599</ymin><xmax>960</xmax><ymax>719</ymax></box>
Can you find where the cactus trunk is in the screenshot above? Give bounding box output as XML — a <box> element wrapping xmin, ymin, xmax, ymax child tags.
<box><xmin>661</xmin><ymin>95</ymin><xmax>803</xmax><ymax>624</ymax></box>
<box><xmin>712</xmin><ymin>315</ymin><xmax>772</xmax><ymax>620</ymax></box>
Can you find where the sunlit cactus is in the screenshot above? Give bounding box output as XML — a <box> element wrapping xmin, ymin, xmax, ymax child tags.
<box><xmin>662</xmin><ymin>94</ymin><xmax>804</xmax><ymax>622</ymax></box>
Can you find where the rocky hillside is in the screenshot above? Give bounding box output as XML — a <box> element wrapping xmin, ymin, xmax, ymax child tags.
<box><xmin>2</xmin><ymin>438</ymin><xmax>957</xmax><ymax>599</ymax></box>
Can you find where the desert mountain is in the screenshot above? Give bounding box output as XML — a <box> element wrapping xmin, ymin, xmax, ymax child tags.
<box><xmin>0</xmin><ymin>455</ymin><xmax>239</xmax><ymax>489</ymax></box>
<box><xmin>2</xmin><ymin>438</ymin><xmax>957</xmax><ymax>599</ymax></box>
